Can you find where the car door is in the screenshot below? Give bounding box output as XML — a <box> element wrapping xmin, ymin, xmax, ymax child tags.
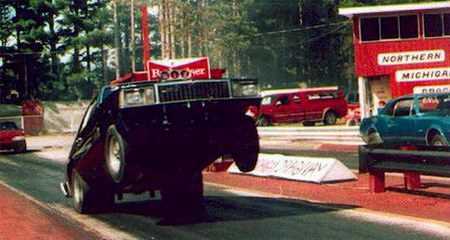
<box><xmin>304</xmin><ymin>93</ymin><xmax>322</xmax><ymax>120</ymax></box>
<box><xmin>69</xmin><ymin>98</ymin><xmax>102</xmax><ymax>171</ymax></box>
<box><xmin>290</xmin><ymin>93</ymin><xmax>306</xmax><ymax>122</ymax></box>
<box><xmin>384</xmin><ymin>98</ymin><xmax>415</xmax><ymax>145</ymax></box>
<box><xmin>413</xmin><ymin>95</ymin><xmax>442</xmax><ymax>145</ymax></box>
<box><xmin>272</xmin><ymin>95</ymin><xmax>291</xmax><ymax>123</ymax></box>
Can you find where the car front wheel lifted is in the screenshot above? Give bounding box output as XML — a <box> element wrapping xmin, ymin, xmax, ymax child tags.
<box><xmin>232</xmin><ymin>117</ymin><xmax>259</xmax><ymax>172</ymax></box>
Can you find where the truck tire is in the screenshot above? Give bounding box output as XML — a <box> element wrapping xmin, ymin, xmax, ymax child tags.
<box><xmin>232</xmin><ymin>117</ymin><xmax>259</xmax><ymax>172</ymax></box>
<box><xmin>324</xmin><ymin>111</ymin><xmax>337</xmax><ymax>125</ymax></box>
<box><xmin>105</xmin><ymin>125</ymin><xmax>127</xmax><ymax>183</ymax></box>
<box><xmin>72</xmin><ymin>170</ymin><xmax>114</xmax><ymax>214</ymax></box>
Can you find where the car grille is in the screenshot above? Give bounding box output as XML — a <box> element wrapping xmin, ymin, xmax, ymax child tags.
<box><xmin>157</xmin><ymin>80</ymin><xmax>230</xmax><ymax>103</ymax></box>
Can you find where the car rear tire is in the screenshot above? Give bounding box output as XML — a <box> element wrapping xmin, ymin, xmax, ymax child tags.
<box><xmin>346</xmin><ymin>119</ymin><xmax>357</xmax><ymax>126</ymax></box>
<box><xmin>72</xmin><ymin>170</ymin><xmax>114</xmax><ymax>214</ymax></box>
<box><xmin>324</xmin><ymin>111</ymin><xmax>337</xmax><ymax>125</ymax></box>
<box><xmin>105</xmin><ymin>125</ymin><xmax>127</xmax><ymax>183</ymax></box>
<box><xmin>256</xmin><ymin>116</ymin><xmax>271</xmax><ymax>126</ymax></box>
<box><xmin>232</xmin><ymin>117</ymin><xmax>259</xmax><ymax>172</ymax></box>
<box><xmin>431</xmin><ymin>134</ymin><xmax>448</xmax><ymax>147</ymax></box>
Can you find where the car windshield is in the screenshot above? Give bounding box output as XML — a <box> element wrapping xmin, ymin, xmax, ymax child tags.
<box><xmin>0</xmin><ymin>122</ymin><xmax>18</xmax><ymax>130</ymax></box>
<box><xmin>99</xmin><ymin>86</ymin><xmax>113</xmax><ymax>103</ymax></box>
<box><xmin>261</xmin><ymin>96</ymin><xmax>274</xmax><ymax>105</ymax></box>
<box><xmin>418</xmin><ymin>94</ymin><xmax>450</xmax><ymax>114</ymax></box>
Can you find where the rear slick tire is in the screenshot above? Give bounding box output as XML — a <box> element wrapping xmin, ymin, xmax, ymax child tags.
<box><xmin>105</xmin><ymin>125</ymin><xmax>127</xmax><ymax>183</ymax></box>
<box><xmin>72</xmin><ymin>170</ymin><xmax>114</xmax><ymax>214</ymax></box>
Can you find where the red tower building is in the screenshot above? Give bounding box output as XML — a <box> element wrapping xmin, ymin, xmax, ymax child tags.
<box><xmin>340</xmin><ymin>2</ymin><xmax>450</xmax><ymax>118</ymax></box>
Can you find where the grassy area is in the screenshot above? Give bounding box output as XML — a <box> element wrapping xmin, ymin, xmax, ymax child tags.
<box><xmin>0</xmin><ymin>104</ymin><xmax>21</xmax><ymax>117</ymax></box>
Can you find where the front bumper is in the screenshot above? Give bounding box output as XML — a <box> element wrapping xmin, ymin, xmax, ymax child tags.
<box><xmin>116</xmin><ymin>98</ymin><xmax>260</xmax><ymax>169</ymax></box>
<box><xmin>118</xmin><ymin>97</ymin><xmax>261</xmax><ymax>126</ymax></box>
<box><xmin>0</xmin><ymin>140</ymin><xmax>26</xmax><ymax>151</ymax></box>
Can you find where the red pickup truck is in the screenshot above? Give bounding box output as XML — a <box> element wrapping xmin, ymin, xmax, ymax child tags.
<box><xmin>256</xmin><ymin>87</ymin><xmax>348</xmax><ymax>126</ymax></box>
<box><xmin>0</xmin><ymin>121</ymin><xmax>27</xmax><ymax>153</ymax></box>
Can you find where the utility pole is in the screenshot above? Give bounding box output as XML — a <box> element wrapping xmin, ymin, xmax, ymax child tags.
<box><xmin>141</xmin><ymin>3</ymin><xmax>150</xmax><ymax>70</ymax></box>
<box><xmin>113</xmin><ymin>0</ymin><xmax>121</xmax><ymax>80</ymax></box>
<box><xmin>23</xmin><ymin>56</ymin><xmax>28</xmax><ymax>98</ymax></box>
<box><xmin>130</xmin><ymin>0</ymin><xmax>136</xmax><ymax>72</ymax></box>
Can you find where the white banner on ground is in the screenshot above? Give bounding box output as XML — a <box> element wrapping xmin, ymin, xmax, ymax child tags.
<box><xmin>228</xmin><ymin>154</ymin><xmax>356</xmax><ymax>183</ymax></box>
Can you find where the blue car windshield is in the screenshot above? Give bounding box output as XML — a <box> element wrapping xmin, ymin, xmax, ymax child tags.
<box><xmin>418</xmin><ymin>94</ymin><xmax>450</xmax><ymax>114</ymax></box>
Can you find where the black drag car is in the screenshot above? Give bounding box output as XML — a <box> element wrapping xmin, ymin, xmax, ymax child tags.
<box><xmin>61</xmin><ymin>78</ymin><xmax>261</xmax><ymax>220</ymax></box>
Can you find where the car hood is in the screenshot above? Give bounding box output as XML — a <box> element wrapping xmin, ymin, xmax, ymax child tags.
<box><xmin>0</xmin><ymin>130</ymin><xmax>24</xmax><ymax>140</ymax></box>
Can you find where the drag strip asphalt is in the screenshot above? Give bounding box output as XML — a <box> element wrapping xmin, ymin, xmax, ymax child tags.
<box><xmin>0</xmin><ymin>150</ymin><xmax>446</xmax><ymax>240</ymax></box>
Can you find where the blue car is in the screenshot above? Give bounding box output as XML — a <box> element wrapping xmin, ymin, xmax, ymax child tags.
<box><xmin>360</xmin><ymin>93</ymin><xmax>450</xmax><ymax>147</ymax></box>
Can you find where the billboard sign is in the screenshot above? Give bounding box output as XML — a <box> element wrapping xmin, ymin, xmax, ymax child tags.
<box><xmin>378</xmin><ymin>50</ymin><xmax>445</xmax><ymax>66</ymax></box>
<box><xmin>396</xmin><ymin>67</ymin><xmax>450</xmax><ymax>82</ymax></box>
<box><xmin>413</xmin><ymin>84</ymin><xmax>450</xmax><ymax>94</ymax></box>
<box><xmin>147</xmin><ymin>57</ymin><xmax>211</xmax><ymax>81</ymax></box>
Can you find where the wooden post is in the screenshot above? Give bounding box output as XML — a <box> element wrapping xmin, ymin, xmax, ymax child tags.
<box><xmin>358</xmin><ymin>76</ymin><xmax>370</xmax><ymax>119</ymax></box>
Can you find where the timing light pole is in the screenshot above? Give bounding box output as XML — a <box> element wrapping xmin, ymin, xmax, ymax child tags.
<box><xmin>140</xmin><ymin>3</ymin><xmax>151</xmax><ymax>70</ymax></box>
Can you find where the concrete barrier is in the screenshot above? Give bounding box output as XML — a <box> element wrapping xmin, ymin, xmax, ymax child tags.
<box><xmin>43</xmin><ymin>102</ymin><xmax>88</xmax><ymax>134</ymax></box>
<box><xmin>228</xmin><ymin>153</ymin><xmax>357</xmax><ymax>183</ymax></box>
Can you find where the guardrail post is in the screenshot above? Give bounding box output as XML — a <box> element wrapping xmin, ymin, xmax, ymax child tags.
<box><xmin>358</xmin><ymin>145</ymin><xmax>370</xmax><ymax>173</ymax></box>
<box><xmin>369</xmin><ymin>171</ymin><xmax>385</xmax><ymax>193</ymax></box>
<box><xmin>404</xmin><ymin>172</ymin><xmax>421</xmax><ymax>190</ymax></box>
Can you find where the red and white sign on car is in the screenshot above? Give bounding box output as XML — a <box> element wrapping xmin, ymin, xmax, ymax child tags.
<box><xmin>147</xmin><ymin>57</ymin><xmax>211</xmax><ymax>81</ymax></box>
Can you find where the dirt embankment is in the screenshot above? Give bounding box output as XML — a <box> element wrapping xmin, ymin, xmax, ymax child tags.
<box><xmin>42</xmin><ymin>101</ymin><xmax>88</xmax><ymax>134</ymax></box>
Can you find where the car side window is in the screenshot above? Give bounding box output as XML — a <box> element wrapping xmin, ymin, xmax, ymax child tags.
<box><xmin>78</xmin><ymin>99</ymin><xmax>97</xmax><ymax>134</ymax></box>
<box><xmin>418</xmin><ymin>96</ymin><xmax>440</xmax><ymax>113</ymax></box>
<box><xmin>292</xmin><ymin>95</ymin><xmax>301</xmax><ymax>103</ymax></box>
<box><xmin>393</xmin><ymin>99</ymin><xmax>413</xmax><ymax>117</ymax></box>
<box><xmin>261</xmin><ymin>96</ymin><xmax>273</xmax><ymax>105</ymax></box>
<box><xmin>382</xmin><ymin>103</ymin><xmax>395</xmax><ymax>116</ymax></box>
<box><xmin>276</xmin><ymin>96</ymin><xmax>289</xmax><ymax>105</ymax></box>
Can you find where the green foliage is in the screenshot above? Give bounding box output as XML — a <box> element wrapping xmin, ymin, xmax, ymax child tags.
<box><xmin>340</xmin><ymin>0</ymin><xmax>449</xmax><ymax>7</ymax></box>
<box><xmin>0</xmin><ymin>0</ymin><xmax>446</xmax><ymax>101</ymax></box>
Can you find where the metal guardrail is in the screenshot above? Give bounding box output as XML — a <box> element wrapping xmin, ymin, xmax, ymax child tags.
<box><xmin>257</xmin><ymin>126</ymin><xmax>362</xmax><ymax>142</ymax></box>
<box><xmin>359</xmin><ymin>145</ymin><xmax>450</xmax><ymax>177</ymax></box>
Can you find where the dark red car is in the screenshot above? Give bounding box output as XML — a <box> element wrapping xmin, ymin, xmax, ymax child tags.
<box><xmin>256</xmin><ymin>87</ymin><xmax>348</xmax><ymax>126</ymax></box>
<box><xmin>0</xmin><ymin>121</ymin><xmax>27</xmax><ymax>153</ymax></box>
